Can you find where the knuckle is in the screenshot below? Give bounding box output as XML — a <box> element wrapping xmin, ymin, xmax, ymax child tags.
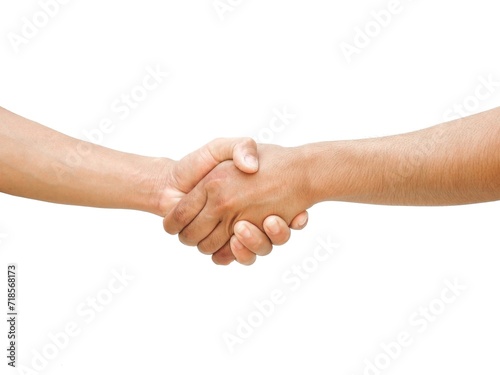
<box><xmin>258</xmin><ymin>243</ymin><xmax>273</xmax><ymax>256</ymax></box>
<box><xmin>271</xmin><ymin>231</ymin><xmax>289</xmax><ymax>246</ymax></box>
<box><xmin>215</xmin><ymin>196</ymin><xmax>233</xmax><ymax>214</ymax></box>
<box><xmin>179</xmin><ymin>229</ymin><xmax>198</xmax><ymax>247</ymax></box>
<box><xmin>198</xmin><ymin>229</ymin><xmax>231</xmax><ymax>255</ymax></box>
<box><xmin>197</xmin><ymin>241</ymin><xmax>216</xmax><ymax>255</ymax></box>
<box><xmin>163</xmin><ymin>217</ymin><xmax>177</xmax><ymax>235</ymax></box>
<box><xmin>241</xmin><ymin>137</ymin><xmax>257</xmax><ymax>148</ymax></box>
<box><xmin>212</xmin><ymin>244</ymin><xmax>235</xmax><ymax>265</ymax></box>
<box><xmin>198</xmin><ymin>236</ymin><xmax>219</xmax><ymax>255</ymax></box>
<box><xmin>206</xmin><ymin>138</ymin><xmax>225</xmax><ymax>155</ymax></box>
<box><xmin>259</xmin><ymin>241</ymin><xmax>273</xmax><ymax>255</ymax></box>
<box><xmin>205</xmin><ymin>178</ymin><xmax>222</xmax><ymax>194</ymax></box>
<box><xmin>171</xmin><ymin>204</ymin><xmax>189</xmax><ymax>226</ymax></box>
<box><xmin>206</xmin><ymin>189</ymin><xmax>235</xmax><ymax>217</ymax></box>
<box><xmin>205</xmin><ymin>171</ymin><xmax>230</xmax><ymax>194</ymax></box>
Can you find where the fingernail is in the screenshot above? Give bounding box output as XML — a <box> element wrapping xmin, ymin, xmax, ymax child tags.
<box><xmin>244</xmin><ymin>155</ymin><xmax>258</xmax><ymax>170</ymax></box>
<box><xmin>236</xmin><ymin>222</ymin><xmax>251</xmax><ymax>239</ymax></box>
<box><xmin>298</xmin><ymin>214</ymin><xmax>308</xmax><ymax>227</ymax></box>
<box><xmin>267</xmin><ymin>217</ymin><xmax>280</xmax><ymax>235</ymax></box>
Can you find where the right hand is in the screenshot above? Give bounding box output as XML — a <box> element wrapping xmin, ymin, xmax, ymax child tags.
<box><xmin>163</xmin><ymin>144</ymin><xmax>312</xmax><ymax>263</ymax></box>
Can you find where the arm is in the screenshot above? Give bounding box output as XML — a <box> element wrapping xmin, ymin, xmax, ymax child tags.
<box><xmin>164</xmin><ymin>107</ymin><xmax>500</xmax><ymax>261</ymax></box>
<box><xmin>0</xmin><ymin>106</ymin><xmax>168</xmax><ymax>213</ymax></box>
<box><xmin>0</xmin><ymin>106</ymin><xmax>306</xmax><ymax>257</ymax></box>
<box><xmin>306</xmin><ymin>108</ymin><xmax>500</xmax><ymax>206</ymax></box>
<box><xmin>0</xmin><ymin>106</ymin><xmax>260</xmax><ymax>215</ymax></box>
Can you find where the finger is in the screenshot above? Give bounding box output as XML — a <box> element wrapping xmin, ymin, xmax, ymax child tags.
<box><xmin>233</xmin><ymin>221</ymin><xmax>273</xmax><ymax>256</ymax></box>
<box><xmin>178</xmin><ymin>205</ymin><xmax>221</xmax><ymax>247</ymax></box>
<box><xmin>230</xmin><ymin>235</ymin><xmax>257</xmax><ymax>266</ymax></box>
<box><xmin>197</xmin><ymin>222</ymin><xmax>232</xmax><ymax>255</ymax></box>
<box><xmin>163</xmin><ymin>184</ymin><xmax>207</xmax><ymax>235</ymax></box>
<box><xmin>206</xmin><ymin>137</ymin><xmax>258</xmax><ymax>174</ymax></box>
<box><xmin>174</xmin><ymin>137</ymin><xmax>259</xmax><ymax>192</ymax></box>
<box><xmin>223</xmin><ymin>138</ymin><xmax>259</xmax><ymax>174</ymax></box>
<box><xmin>211</xmin><ymin>242</ymin><xmax>236</xmax><ymax>265</ymax></box>
<box><xmin>290</xmin><ymin>211</ymin><xmax>309</xmax><ymax>230</ymax></box>
<box><xmin>262</xmin><ymin>216</ymin><xmax>291</xmax><ymax>246</ymax></box>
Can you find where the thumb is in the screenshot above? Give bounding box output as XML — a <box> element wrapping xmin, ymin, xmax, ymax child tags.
<box><xmin>174</xmin><ymin>137</ymin><xmax>259</xmax><ymax>192</ymax></box>
<box><xmin>206</xmin><ymin>137</ymin><xmax>259</xmax><ymax>173</ymax></box>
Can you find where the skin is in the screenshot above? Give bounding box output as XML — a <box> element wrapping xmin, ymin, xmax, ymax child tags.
<box><xmin>164</xmin><ymin>107</ymin><xmax>500</xmax><ymax>264</ymax></box>
<box><xmin>0</xmin><ymin>106</ymin><xmax>308</xmax><ymax>263</ymax></box>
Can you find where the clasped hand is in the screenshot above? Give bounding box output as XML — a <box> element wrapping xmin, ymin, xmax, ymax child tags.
<box><xmin>161</xmin><ymin>139</ymin><xmax>311</xmax><ymax>265</ymax></box>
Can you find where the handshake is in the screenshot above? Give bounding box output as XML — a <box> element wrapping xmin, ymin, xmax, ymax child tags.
<box><xmin>157</xmin><ymin>137</ymin><xmax>311</xmax><ymax>266</ymax></box>
<box><xmin>3</xmin><ymin>105</ymin><xmax>497</xmax><ymax>262</ymax></box>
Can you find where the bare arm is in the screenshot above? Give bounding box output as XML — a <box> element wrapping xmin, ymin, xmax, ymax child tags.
<box><xmin>0</xmin><ymin>106</ymin><xmax>307</xmax><ymax>263</ymax></box>
<box><xmin>0</xmin><ymin>106</ymin><xmax>168</xmax><ymax>214</ymax></box>
<box><xmin>306</xmin><ymin>107</ymin><xmax>500</xmax><ymax>206</ymax></box>
<box><xmin>165</xmin><ymin>107</ymin><xmax>500</xmax><ymax>258</ymax></box>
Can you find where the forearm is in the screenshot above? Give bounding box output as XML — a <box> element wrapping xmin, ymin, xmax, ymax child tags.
<box><xmin>0</xmin><ymin>107</ymin><xmax>170</xmax><ymax>214</ymax></box>
<box><xmin>303</xmin><ymin>108</ymin><xmax>500</xmax><ymax>206</ymax></box>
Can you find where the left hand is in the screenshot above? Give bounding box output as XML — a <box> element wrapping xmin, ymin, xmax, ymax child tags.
<box><xmin>210</xmin><ymin>212</ymin><xmax>309</xmax><ymax>265</ymax></box>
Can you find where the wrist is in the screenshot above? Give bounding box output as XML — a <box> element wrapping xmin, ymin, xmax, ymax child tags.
<box><xmin>284</xmin><ymin>144</ymin><xmax>320</xmax><ymax>208</ymax></box>
<box><xmin>298</xmin><ymin>142</ymin><xmax>347</xmax><ymax>204</ymax></box>
<box><xmin>136</xmin><ymin>156</ymin><xmax>176</xmax><ymax>216</ymax></box>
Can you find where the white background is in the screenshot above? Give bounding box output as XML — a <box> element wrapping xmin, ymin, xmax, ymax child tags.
<box><xmin>1</xmin><ymin>0</ymin><xmax>499</xmax><ymax>374</ymax></box>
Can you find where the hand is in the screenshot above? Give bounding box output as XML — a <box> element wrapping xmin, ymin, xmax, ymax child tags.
<box><xmin>156</xmin><ymin>139</ymin><xmax>308</xmax><ymax>260</ymax></box>
<box><xmin>163</xmin><ymin>144</ymin><xmax>312</xmax><ymax>261</ymax></box>
<box><xmin>157</xmin><ymin>137</ymin><xmax>259</xmax><ymax>215</ymax></box>
<box><xmin>211</xmin><ymin>212</ymin><xmax>309</xmax><ymax>266</ymax></box>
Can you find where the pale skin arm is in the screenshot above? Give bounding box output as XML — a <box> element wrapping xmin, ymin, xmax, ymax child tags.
<box><xmin>164</xmin><ymin>107</ymin><xmax>500</xmax><ymax>263</ymax></box>
<box><xmin>0</xmin><ymin>106</ymin><xmax>307</xmax><ymax>258</ymax></box>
